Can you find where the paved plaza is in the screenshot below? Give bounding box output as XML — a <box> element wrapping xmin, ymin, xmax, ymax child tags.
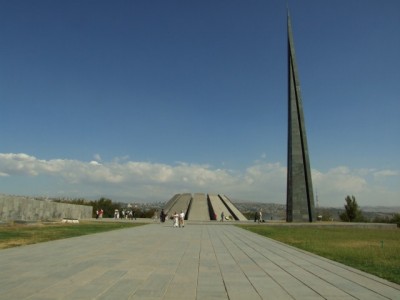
<box><xmin>0</xmin><ymin>223</ymin><xmax>399</xmax><ymax>299</ymax></box>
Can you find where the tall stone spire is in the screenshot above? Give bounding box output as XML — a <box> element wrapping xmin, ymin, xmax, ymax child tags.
<box><xmin>286</xmin><ymin>11</ymin><xmax>316</xmax><ymax>222</ymax></box>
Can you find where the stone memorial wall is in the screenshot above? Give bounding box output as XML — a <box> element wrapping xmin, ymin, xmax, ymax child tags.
<box><xmin>0</xmin><ymin>195</ymin><xmax>93</xmax><ymax>221</ymax></box>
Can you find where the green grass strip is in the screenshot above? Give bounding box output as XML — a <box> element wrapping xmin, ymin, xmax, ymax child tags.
<box><xmin>238</xmin><ymin>225</ymin><xmax>400</xmax><ymax>284</ymax></box>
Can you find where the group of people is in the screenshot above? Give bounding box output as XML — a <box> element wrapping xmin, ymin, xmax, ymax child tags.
<box><xmin>114</xmin><ymin>209</ymin><xmax>136</xmax><ymax>220</ymax></box>
<box><xmin>160</xmin><ymin>209</ymin><xmax>185</xmax><ymax>228</ymax></box>
<box><xmin>173</xmin><ymin>210</ymin><xmax>185</xmax><ymax>228</ymax></box>
<box><xmin>95</xmin><ymin>209</ymin><xmax>103</xmax><ymax>219</ymax></box>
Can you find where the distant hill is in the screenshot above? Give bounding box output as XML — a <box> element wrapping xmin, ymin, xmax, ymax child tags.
<box><xmin>361</xmin><ymin>206</ymin><xmax>400</xmax><ymax>213</ymax></box>
<box><xmin>233</xmin><ymin>201</ymin><xmax>400</xmax><ymax>222</ymax></box>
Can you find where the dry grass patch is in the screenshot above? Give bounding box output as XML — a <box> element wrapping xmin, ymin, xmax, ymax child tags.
<box><xmin>0</xmin><ymin>221</ymin><xmax>146</xmax><ymax>249</ymax></box>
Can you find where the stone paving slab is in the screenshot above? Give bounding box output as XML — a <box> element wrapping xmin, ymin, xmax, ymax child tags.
<box><xmin>0</xmin><ymin>224</ymin><xmax>399</xmax><ymax>300</ymax></box>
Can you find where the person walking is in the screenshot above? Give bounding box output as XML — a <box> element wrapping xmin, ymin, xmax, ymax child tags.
<box><xmin>153</xmin><ymin>210</ymin><xmax>159</xmax><ymax>222</ymax></box>
<box><xmin>160</xmin><ymin>209</ymin><xmax>166</xmax><ymax>223</ymax></box>
<box><xmin>179</xmin><ymin>210</ymin><xmax>185</xmax><ymax>227</ymax></box>
<box><xmin>173</xmin><ymin>212</ymin><xmax>179</xmax><ymax>228</ymax></box>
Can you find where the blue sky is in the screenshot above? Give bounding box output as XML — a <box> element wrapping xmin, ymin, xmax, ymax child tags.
<box><xmin>1</xmin><ymin>0</ymin><xmax>399</xmax><ymax>207</ymax></box>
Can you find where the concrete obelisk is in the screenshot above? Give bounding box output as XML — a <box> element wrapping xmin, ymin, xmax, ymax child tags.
<box><xmin>286</xmin><ymin>11</ymin><xmax>316</xmax><ymax>222</ymax></box>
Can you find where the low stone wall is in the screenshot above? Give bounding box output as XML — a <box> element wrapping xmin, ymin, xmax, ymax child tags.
<box><xmin>0</xmin><ymin>195</ymin><xmax>93</xmax><ymax>221</ymax></box>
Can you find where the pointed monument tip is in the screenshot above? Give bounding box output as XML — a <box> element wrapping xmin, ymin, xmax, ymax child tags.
<box><xmin>287</xmin><ymin>5</ymin><xmax>292</xmax><ymax>24</ymax></box>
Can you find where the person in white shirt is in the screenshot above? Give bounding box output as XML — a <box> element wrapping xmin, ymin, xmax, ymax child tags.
<box><xmin>179</xmin><ymin>210</ymin><xmax>185</xmax><ymax>227</ymax></box>
<box><xmin>173</xmin><ymin>212</ymin><xmax>179</xmax><ymax>228</ymax></box>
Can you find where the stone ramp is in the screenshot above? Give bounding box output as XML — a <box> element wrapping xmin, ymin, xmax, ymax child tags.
<box><xmin>209</xmin><ymin>194</ymin><xmax>233</xmax><ymax>221</ymax></box>
<box><xmin>164</xmin><ymin>193</ymin><xmax>191</xmax><ymax>217</ymax></box>
<box><xmin>163</xmin><ymin>194</ymin><xmax>180</xmax><ymax>213</ymax></box>
<box><xmin>219</xmin><ymin>194</ymin><xmax>247</xmax><ymax>221</ymax></box>
<box><xmin>187</xmin><ymin>193</ymin><xmax>210</xmax><ymax>221</ymax></box>
<box><xmin>0</xmin><ymin>224</ymin><xmax>399</xmax><ymax>299</ymax></box>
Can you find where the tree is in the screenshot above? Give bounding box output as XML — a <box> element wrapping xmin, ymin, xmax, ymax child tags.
<box><xmin>90</xmin><ymin>197</ymin><xmax>122</xmax><ymax>218</ymax></box>
<box><xmin>390</xmin><ymin>213</ymin><xmax>400</xmax><ymax>227</ymax></box>
<box><xmin>339</xmin><ymin>195</ymin><xmax>364</xmax><ymax>222</ymax></box>
<box><xmin>373</xmin><ymin>213</ymin><xmax>400</xmax><ymax>226</ymax></box>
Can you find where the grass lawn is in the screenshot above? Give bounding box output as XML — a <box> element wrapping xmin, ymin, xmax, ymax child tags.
<box><xmin>238</xmin><ymin>225</ymin><xmax>400</xmax><ymax>284</ymax></box>
<box><xmin>0</xmin><ymin>221</ymin><xmax>146</xmax><ymax>250</ymax></box>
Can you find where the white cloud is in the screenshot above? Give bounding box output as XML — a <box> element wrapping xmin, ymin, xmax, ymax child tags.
<box><xmin>373</xmin><ymin>170</ymin><xmax>398</xmax><ymax>179</ymax></box>
<box><xmin>0</xmin><ymin>152</ymin><xmax>398</xmax><ymax>206</ymax></box>
<box><xmin>0</xmin><ymin>153</ymin><xmax>41</xmax><ymax>176</ymax></box>
<box><xmin>313</xmin><ymin>166</ymin><xmax>367</xmax><ymax>194</ymax></box>
<box><xmin>313</xmin><ymin>167</ymin><xmax>400</xmax><ymax>207</ymax></box>
<box><xmin>93</xmin><ymin>154</ymin><xmax>102</xmax><ymax>162</ymax></box>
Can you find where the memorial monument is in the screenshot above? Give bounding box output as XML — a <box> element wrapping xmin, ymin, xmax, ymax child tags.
<box><xmin>163</xmin><ymin>193</ymin><xmax>247</xmax><ymax>221</ymax></box>
<box><xmin>286</xmin><ymin>11</ymin><xmax>316</xmax><ymax>222</ymax></box>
